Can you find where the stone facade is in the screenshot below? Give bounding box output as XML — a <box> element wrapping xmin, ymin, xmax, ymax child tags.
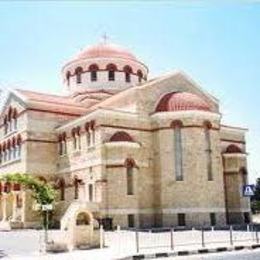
<box><xmin>0</xmin><ymin>41</ymin><xmax>250</xmax><ymax>229</ymax></box>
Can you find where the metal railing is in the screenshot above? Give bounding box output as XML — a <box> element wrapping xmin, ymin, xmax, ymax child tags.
<box><xmin>104</xmin><ymin>224</ymin><xmax>260</xmax><ymax>256</ymax></box>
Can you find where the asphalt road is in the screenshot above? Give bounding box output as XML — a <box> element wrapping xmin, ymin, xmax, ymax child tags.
<box><xmin>156</xmin><ymin>249</ymin><xmax>260</xmax><ymax>259</ymax></box>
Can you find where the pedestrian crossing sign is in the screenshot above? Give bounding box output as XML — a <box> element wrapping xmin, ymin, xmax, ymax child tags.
<box><xmin>243</xmin><ymin>185</ymin><xmax>255</xmax><ymax>197</ymax></box>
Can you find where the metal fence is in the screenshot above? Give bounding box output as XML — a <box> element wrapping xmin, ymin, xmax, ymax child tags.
<box><xmin>104</xmin><ymin>224</ymin><xmax>260</xmax><ymax>257</ymax></box>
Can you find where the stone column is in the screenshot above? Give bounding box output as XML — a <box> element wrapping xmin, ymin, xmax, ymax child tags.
<box><xmin>11</xmin><ymin>192</ymin><xmax>18</xmax><ymax>221</ymax></box>
<box><xmin>1</xmin><ymin>194</ymin><xmax>7</xmax><ymax>221</ymax></box>
<box><xmin>21</xmin><ymin>191</ymin><xmax>26</xmax><ymax>223</ymax></box>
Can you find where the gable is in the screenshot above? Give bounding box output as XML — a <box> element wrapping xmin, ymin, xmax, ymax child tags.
<box><xmin>136</xmin><ymin>70</ymin><xmax>219</xmax><ymax>114</ymax></box>
<box><xmin>0</xmin><ymin>89</ymin><xmax>28</xmax><ymax>120</ymax></box>
<box><xmin>90</xmin><ymin>70</ymin><xmax>220</xmax><ymax>116</ymax></box>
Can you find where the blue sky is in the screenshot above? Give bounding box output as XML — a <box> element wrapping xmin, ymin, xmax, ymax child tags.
<box><xmin>0</xmin><ymin>1</ymin><xmax>259</xmax><ymax>182</ymax></box>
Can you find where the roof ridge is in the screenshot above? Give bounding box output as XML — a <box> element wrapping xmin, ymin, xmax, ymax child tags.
<box><xmin>16</xmin><ymin>88</ymin><xmax>69</xmax><ymax>99</ymax></box>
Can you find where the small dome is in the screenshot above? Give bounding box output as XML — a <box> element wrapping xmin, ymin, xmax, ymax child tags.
<box><xmin>109</xmin><ymin>131</ymin><xmax>134</xmax><ymax>142</ymax></box>
<box><xmin>225</xmin><ymin>144</ymin><xmax>242</xmax><ymax>153</ymax></box>
<box><xmin>74</xmin><ymin>42</ymin><xmax>138</xmax><ymax>62</ymax></box>
<box><xmin>155</xmin><ymin>92</ymin><xmax>211</xmax><ymax>112</ymax></box>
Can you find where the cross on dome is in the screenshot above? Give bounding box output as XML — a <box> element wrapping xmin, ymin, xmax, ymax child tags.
<box><xmin>102</xmin><ymin>33</ymin><xmax>109</xmax><ymax>44</ymax></box>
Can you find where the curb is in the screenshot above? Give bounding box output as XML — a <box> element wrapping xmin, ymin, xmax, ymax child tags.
<box><xmin>119</xmin><ymin>244</ymin><xmax>260</xmax><ymax>259</ymax></box>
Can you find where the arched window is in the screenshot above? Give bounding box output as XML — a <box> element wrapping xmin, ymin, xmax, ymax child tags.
<box><xmin>4</xmin><ymin>116</ymin><xmax>8</xmax><ymax>135</ymax></box>
<box><xmin>204</xmin><ymin>121</ymin><xmax>213</xmax><ymax>181</ymax></box>
<box><xmin>75</xmin><ymin>67</ymin><xmax>83</xmax><ymax>84</ymax></box>
<box><xmin>8</xmin><ymin>107</ymin><xmax>13</xmax><ymax>132</ymax></box>
<box><xmin>4</xmin><ymin>107</ymin><xmax>18</xmax><ymax>135</ymax></box>
<box><xmin>123</xmin><ymin>66</ymin><xmax>132</xmax><ymax>83</ymax></box>
<box><xmin>89</xmin><ymin>64</ymin><xmax>99</xmax><ymax>82</ymax></box>
<box><xmin>58</xmin><ymin>134</ymin><xmax>63</xmax><ymax>155</ymax></box>
<box><xmin>72</xmin><ymin>129</ymin><xmax>77</xmax><ymax>150</ymax></box>
<box><xmin>66</xmin><ymin>71</ymin><xmax>71</xmax><ymax>86</ymax></box>
<box><xmin>11</xmin><ymin>137</ymin><xmax>16</xmax><ymax>159</ymax></box>
<box><xmin>71</xmin><ymin>127</ymin><xmax>81</xmax><ymax>150</ymax></box>
<box><xmin>59</xmin><ymin>178</ymin><xmax>65</xmax><ymax>201</ymax></box>
<box><xmin>17</xmin><ymin>135</ymin><xmax>22</xmax><ymax>158</ymax></box>
<box><xmin>171</xmin><ymin>120</ymin><xmax>183</xmax><ymax>181</ymax></box>
<box><xmin>88</xmin><ymin>184</ymin><xmax>93</xmax><ymax>202</ymax></box>
<box><xmin>85</xmin><ymin>122</ymin><xmax>91</xmax><ymax>147</ymax></box>
<box><xmin>7</xmin><ymin>140</ymin><xmax>11</xmax><ymax>161</ymax></box>
<box><xmin>13</xmin><ymin>109</ymin><xmax>17</xmax><ymax>130</ymax></box>
<box><xmin>137</xmin><ymin>70</ymin><xmax>143</xmax><ymax>83</ymax></box>
<box><xmin>125</xmin><ymin>158</ymin><xmax>135</xmax><ymax>195</ymax></box>
<box><xmin>127</xmin><ymin>166</ymin><xmax>134</xmax><ymax>195</ymax></box>
<box><xmin>74</xmin><ymin>177</ymin><xmax>79</xmax><ymax>200</ymax></box>
<box><xmin>58</xmin><ymin>132</ymin><xmax>67</xmax><ymax>155</ymax></box>
<box><xmin>2</xmin><ymin>143</ymin><xmax>6</xmax><ymax>162</ymax></box>
<box><xmin>106</xmin><ymin>64</ymin><xmax>117</xmax><ymax>81</ymax></box>
<box><xmin>62</xmin><ymin>132</ymin><xmax>67</xmax><ymax>154</ymax></box>
<box><xmin>76</xmin><ymin>126</ymin><xmax>81</xmax><ymax>150</ymax></box>
<box><xmin>90</xmin><ymin>120</ymin><xmax>96</xmax><ymax>146</ymax></box>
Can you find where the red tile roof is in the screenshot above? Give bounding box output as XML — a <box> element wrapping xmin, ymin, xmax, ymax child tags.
<box><xmin>15</xmin><ymin>89</ymin><xmax>96</xmax><ymax>116</ymax></box>
<box><xmin>74</xmin><ymin>42</ymin><xmax>138</xmax><ymax>62</ymax></box>
<box><xmin>155</xmin><ymin>92</ymin><xmax>211</xmax><ymax>112</ymax></box>
<box><xmin>16</xmin><ymin>89</ymin><xmax>83</xmax><ymax>107</ymax></box>
<box><xmin>109</xmin><ymin>131</ymin><xmax>134</xmax><ymax>142</ymax></box>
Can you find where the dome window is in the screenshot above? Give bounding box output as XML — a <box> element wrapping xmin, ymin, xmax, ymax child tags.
<box><xmin>123</xmin><ymin>65</ymin><xmax>132</xmax><ymax>83</ymax></box>
<box><xmin>89</xmin><ymin>64</ymin><xmax>99</xmax><ymax>82</ymax></box>
<box><xmin>66</xmin><ymin>71</ymin><xmax>71</xmax><ymax>86</ymax></box>
<box><xmin>75</xmin><ymin>67</ymin><xmax>83</xmax><ymax>84</ymax></box>
<box><xmin>106</xmin><ymin>64</ymin><xmax>117</xmax><ymax>81</ymax></box>
<box><xmin>137</xmin><ymin>70</ymin><xmax>143</xmax><ymax>83</ymax></box>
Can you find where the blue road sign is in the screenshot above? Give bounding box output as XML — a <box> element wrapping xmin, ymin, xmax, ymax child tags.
<box><xmin>243</xmin><ymin>185</ymin><xmax>255</xmax><ymax>197</ymax></box>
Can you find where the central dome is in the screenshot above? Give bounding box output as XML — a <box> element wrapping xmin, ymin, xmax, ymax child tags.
<box><xmin>62</xmin><ymin>41</ymin><xmax>149</xmax><ymax>94</ymax></box>
<box><xmin>75</xmin><ymin>42</ymin><xmax>138</xmax><ymax>62</ymax></box>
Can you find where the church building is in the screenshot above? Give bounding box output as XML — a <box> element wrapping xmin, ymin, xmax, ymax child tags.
<box><xmin>0</xmin><ymin>40</ymin><xmax>250</xmax><ymax>229</ymax></box>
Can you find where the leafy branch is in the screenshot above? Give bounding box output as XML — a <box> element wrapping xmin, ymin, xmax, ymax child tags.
<box><xmin>0</xmin><ymin>173</ymin><xmax>56</xmax><ymax>205</ymax></box>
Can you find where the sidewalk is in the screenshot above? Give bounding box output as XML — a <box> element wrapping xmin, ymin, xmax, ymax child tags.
<box><xmin>1</xmin><ymin>229</ymin><xmax>260</xmax><ymax>259</ymax></box>
<box><xmin>119</xmin><ymin>244</ymin><xmax>260</xmax><ymax>260</ymax></box>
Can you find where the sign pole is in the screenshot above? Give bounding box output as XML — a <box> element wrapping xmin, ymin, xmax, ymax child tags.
<box><xmin>41</xmin><ymin>204</ymin><xmax>53</xmax><ymax>246</ymax></box>
<box><xmin>45</xmin><ymin>210</ymin><xmax>49</xmax><ymax>244</ymax></box>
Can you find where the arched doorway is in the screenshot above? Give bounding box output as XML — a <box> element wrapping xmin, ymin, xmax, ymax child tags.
<box><xmin>76</xmin><ymin>212</ymin><xmax>90</xmax><ymax>226</ymax></box>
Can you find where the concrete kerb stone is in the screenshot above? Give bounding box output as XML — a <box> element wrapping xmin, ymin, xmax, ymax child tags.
<box><xmin>251</xmin><ymin>244</ymin><xmax>260</xmax><ymax>249</ymax></box>
<box><xmin>0</xmin><ymin>250</ymin><xmax>7</xmax><ymax>259</ymax></box>
<box><xmin>118</xmin><ymin>244</ymin><xmax>260</xmax><ymax>260</ymax></box>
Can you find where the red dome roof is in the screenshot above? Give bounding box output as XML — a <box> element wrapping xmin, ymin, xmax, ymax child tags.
<box><xmin>109</xmin><ymin>131</ymin><xmax>134</xmax><ymax>142</ymax></box>
<box><xmin>155</xmin><ymin>92</ymin><xmax>211</xmax><ymax>112</ymax></box>
<box><xmin>75</xmin><ymin>42</ymin><xmax>138</xmax><ymax>62</ymax></box>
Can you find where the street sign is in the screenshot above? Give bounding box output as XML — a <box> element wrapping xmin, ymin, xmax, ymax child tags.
<box><xmin>32</xmin><ymin>203</ymin><xmax>41</xmax><ymax>211</ymax></box>
<box><xmin>243</xmin><ymin>185</ymin><xmax>255</xmax><ymax>197</ymax></box>
<box><xmin>41</xmin><ymin>204</ymin><xmax>53</xmax><ymax>211</ymax></box>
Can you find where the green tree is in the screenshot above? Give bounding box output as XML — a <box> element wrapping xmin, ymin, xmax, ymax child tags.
<box><xmin>0</xmin><ymin>173</ymin><xmax>56</xmax><ymax>228</ymax></box>
<box><xmin>251</xmin><ymin>177</ymin><xmax>260</xmax><ymax>213</ymax></box>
